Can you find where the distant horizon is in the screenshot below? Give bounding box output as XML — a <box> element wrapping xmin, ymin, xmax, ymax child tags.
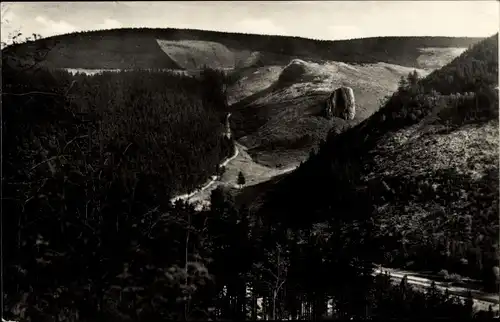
<box><xmin>2</xmin><ymin>26</ymin><xmax>495</xmax><ymax>50</ymax></box>
<box><xmin>2</xmin><ymin>1</ymin><xmax>499</xmax><ymax>45</ymax></box>
<box><xmin>4</xmin><ymin>25</ymin><xmax>494</xmax><ymax>45</ymax></box>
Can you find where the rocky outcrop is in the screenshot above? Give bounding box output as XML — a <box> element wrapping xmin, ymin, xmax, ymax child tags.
<box><xmin>278</xmin><ymin>59</ymin><xmax>323</xmax><ymax>84</ymax></box>
<box><xmin>326</xmin><ymin>86</ymin><xmax>356</xmax><ymax>121</ymax></box>
<box><xmin>278</xmin><ymin>59</ymin><xmax>308</xmax><ymax>84</ymax></box>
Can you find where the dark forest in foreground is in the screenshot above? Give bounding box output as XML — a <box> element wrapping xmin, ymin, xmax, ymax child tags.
<box><xmin>2</xmin><ymin>55</ymin><xmax>233</xmax><ymax>320</ymax></box>
<box><xmin>2</xmin><ymin>34</ymin><xmax>498</xmax><ymax>321</ymax></box>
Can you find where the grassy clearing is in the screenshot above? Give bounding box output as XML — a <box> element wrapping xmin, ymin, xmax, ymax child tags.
<box><xmin>156</xmin><ymin>39</ymin><xmax>258</xmax><ymax>70</ymax></box>
<box><xmin>230</xmin><ymin>60</ymin><xmax>432</xmax><ymax>168</ymax></box>
<box><xmin>156</xmin><ymin>39</ymin><xmax>236</xmax><ymax>69</ymax></box>
<box><xmin>227</xmin><ymin>65</ymin><xmax>283</xmax><ymax>105</ymax></box>
<box><xmin>417</xmin><ymin>47</ymin><xmax>469</xmax><ymax>70</ymax></box>
<box><xmin>181</xmin><ymin>142</ymin><xmax>301</xmax><ymax>208</ymax></box>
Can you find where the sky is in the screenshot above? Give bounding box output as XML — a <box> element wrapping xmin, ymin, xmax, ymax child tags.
<box><xmin>1</xmin><ymin>1</ymin><xmax>499</xmax><ymax>44</ymax></box>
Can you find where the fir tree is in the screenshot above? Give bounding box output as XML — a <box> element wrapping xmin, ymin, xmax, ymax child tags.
<box><xmin>464</xmin><ymin>291</ymin><xmax>475</xmax><ymax>318</ymax></box>
<box><xmin>238</xmin><ymin>171</ymin><xmax>246</xmax><ymax>187</ymax></box>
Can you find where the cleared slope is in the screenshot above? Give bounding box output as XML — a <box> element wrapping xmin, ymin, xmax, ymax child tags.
<box><xmin>227</xmin><ymin>65</ymin><xmax>283</xmax><ymax>105</ymax></box>
<box><xmin>230</xmin><ymin>60</ymin><xmax>431</xmax><ymax>167</ymax></box>
<box><xmin>177</xmin><ymin>142</ymin><xmax>300</xmax><ymax>211</ymax></box>
<box><xmin>255</xmin><ymin>34</ymin><xmax>499</xmax><ymax>284</ymax></box>
<box><xmin>156</xmin><ymin>39</ymin><xmax>254</xmax><ymax>70</ymax></box>
<box><xmin>417</xmin><ymin>47</ymin><xmax>468</xmax><ymax>70</ymax></box>
<box><xmin>228</xmin><ymin>46</ymin><xmax>467</xmax><ymax>106</ymax></box>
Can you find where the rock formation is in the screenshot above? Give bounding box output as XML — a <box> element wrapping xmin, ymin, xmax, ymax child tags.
<box><xmin>278</xmin><ymin>59</ymin><xmax>308</xmax><ymax>84</ymax></box>
<box><xmin>278</xmin><ymin>59</ymin><xmax>325</xmax><ymax>85</ymax></box>
<box><xmin>326</xmin><ymin>86</ymin><xmax>356</xmax><ymax>121</ymax></box>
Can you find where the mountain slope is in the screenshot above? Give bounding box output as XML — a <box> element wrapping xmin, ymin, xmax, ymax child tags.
<box><xmin>416</xmin><ymin>47</ymin><xmax>468</xmax><ymax>70</ymax></box>
<box><xmin>229</xmin><ymin>60</ymin><xmax>431</xmax><ymax>167</ymax></box>
<box><xmin>2</xmin><ymin>63</ymin><xmax>238</xmax><ymax>321</ymax></box>
<box><xmin>253</xmin><ymin>34</ymin><xmax>499</xmax><ymax>289</ymax></box>
<box><xmin>156</xmin><ymin>39</ymin><xmax>255</xmax><ymax>70</ymax></box>
<box><xmin>2</xmin><ymin>28</ymin><xmax>483</xmax><ymax>70</ymax></box>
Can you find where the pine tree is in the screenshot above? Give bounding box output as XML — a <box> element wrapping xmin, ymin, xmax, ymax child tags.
<box><xmin>398</xmin><ymin>75</ymin><xmax>408</xmax><ymax>91</ymax></box>
<box><xmin>407</xmin><ymin>70</ymin><xmax>420</xmax><ymax>93</ymax></box>
<box><xmin>237</xmin><ymin>171</ymin><xmax>246</xmax><ymax>187</ymax></box>
<box><xmin>400</xmin><ymin>275</ymin><xmax>409</xmax><ymax>301</ymax></box>
<box><xmin>487</xmin><ymin>305</ymin><xmax>495</xmax><ymax>319</ymax></box>
<box><xmin>426</xmin><ymin>281</ymin><xmax>441</xmax><ymax>315</ymax></box>
<box><xmin>464</xmin><ymin>290</ymin><xmax>475</xmax><ymax>318</ymax></box>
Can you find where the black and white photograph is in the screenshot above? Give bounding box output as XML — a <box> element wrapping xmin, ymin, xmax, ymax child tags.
<box><xmin>1</xmin><ymin>1</ymin><xmax>499</xmax><ymax>321</ymax></box>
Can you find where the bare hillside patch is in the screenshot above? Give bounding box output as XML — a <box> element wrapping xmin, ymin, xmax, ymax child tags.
<box><xmin>182</xmin><ymin>142</ymin><xmax>300</xmax><ymax>209</ymax></box>
<box><xmin>417</xmin><ymin>47</ymin><xmax>468</xmax><ymax>70</ymax></box>
<box><xmin>249</xmin><ymin>61</ymin><xmax>430</xmax><ymax>119</ymax></box>
<box><xmin>157</xmin><ymin>39</ymin><xmax>241</xmax><ymax>70</ymax></box>
<box><xmin>232</xmin><ymin>59</ymin><xmax>431</xmax><ymax>168</ymax></box>
<box><xmin>277</xmin><ymin>59</ymin><xmax>328</xmax><ymax>85</ymax></box>
<box><xmin>227</xmin><ymin>65</ymin><xmax>283</xmax><ymax>105</ymax></box>
<box><xmin>369</xmin><ymin>120</ymin><xmax>499</xmax><ymax>182</ymax></box>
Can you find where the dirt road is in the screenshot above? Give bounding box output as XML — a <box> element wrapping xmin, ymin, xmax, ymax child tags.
<box><xmin>374</xmin><ymin>266</ymin><xmax>499</xmax><ymax>312</ymax></box>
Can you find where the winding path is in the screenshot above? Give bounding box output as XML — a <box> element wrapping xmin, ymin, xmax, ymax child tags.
<box><xmin>169</xmin><ymin>145</ymin><xmax>240</xmax><ymax>205</ymax></box>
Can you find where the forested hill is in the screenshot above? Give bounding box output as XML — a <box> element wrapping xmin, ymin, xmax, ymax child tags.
<box><xmin>256</xmin><ymin>34</ymin><xmax>499</xmax><ymax>290</ymax></box>
<box><xmin>2</xmin><ymin>27</ymin><xmax>483</xmax><ymax>69</ymax></box>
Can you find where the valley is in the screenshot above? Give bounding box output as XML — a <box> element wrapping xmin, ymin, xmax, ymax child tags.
<box><xmin>2</xmin><ymin>22</ymin><xmax>498</xmax><ymax>321</ymax></box>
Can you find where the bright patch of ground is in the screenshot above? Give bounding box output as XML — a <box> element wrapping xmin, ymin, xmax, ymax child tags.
<box><xmin>417</xmin><ymin>47</ymin><xmax>468</xmax><ymax>70</ymax></box>
<box><xmin>228</xmin><ymin>65</ymin><xmax>283</xmax><ymax>105</ymax></box>
<box><xmin>64</xmin><ymin>68</ymin><xmax>123</xmax><ymax>75</ymax></box>
<box><xmin>62</xmin><ymin>68</ymin><xmax>190</xmax><ymax>76</ymax></box>
<box><xmin>183</xmin><ymin>142</ymin><xmax>299</xmax><ymax>210</ymax></box>
<box><xmin>371</xmin><ymin>120</ymin><xmax>499</xmax><ymax>181</ymax></box>
<box><xmin>231</xmin><ymin>59</ymin><xmax>432</xmax><ymax>168</ymax></box>
<box><xmin>253</xmin><ymin>61</ymin><xmax>430</xmax><ymax>120</ymax></box>
<box><xmin>156</xmin><ymin>39</ymin><xmax>256</xmax><ymax>70</ymax></box>
<box><xmin>221</xmin><ymin>143</ymin><xmax>299</xmax><ymax>185</ymax></box>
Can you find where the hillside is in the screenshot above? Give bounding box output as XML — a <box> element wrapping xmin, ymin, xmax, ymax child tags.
<box><xmin>2</xmin><ymin>29</ymin><xmax>478</xmax><ymax>172</ymax></box>
<box><xmin>2</xmin><ymin>61</ymin><xmax>237</xmax><ymax>316</ymax></box>
<box><xmin>229</xmin><ymin>60</ymin><xmax>431</xmax><ymax>167</ymax></box>
<box><xmin>2</xmin><ymin>67</ymin><xmax>235</xmax><ymax>220</ymax></box>
<box><xmin>156</xmin><ymin>39</ymin><xmax>255</xmax><ymax>70</ymax></box>
<box><xmin>417</xmin><ymin>47</ymin><xmax>468</xmax><ymax>70</ymax></box>
<box><xmin>2</xmin><ymin>27</ymin><xmax>483</xmax><ymax>70</ymax></box>
<box><xmin>2</xmin><ymin>28</ymin><xmax>496</xmax><ymax>321</ymax></box>
<box><xmin>251</xmin><ymin>34</ymin><xmax>499</xmax><ymax>290</ymax></box>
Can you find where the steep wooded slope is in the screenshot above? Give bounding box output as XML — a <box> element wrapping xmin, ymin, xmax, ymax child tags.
<box><xmin>254</xmin><ymin>34</ymin><xmax>499</xmax><ymax>289</ymax></box>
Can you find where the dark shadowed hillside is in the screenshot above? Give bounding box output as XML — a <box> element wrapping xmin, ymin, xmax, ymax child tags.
<box><xmin>2</xmin><ymin>27</ymin><xmax>483</xmax><ymax>70</ymax></box>
<box><xmin>251</xmin><ymin>34</ymin><xmax>499</xmax><ymax>291</ymax></box>
<box><xmin>2</xmin><ymin>60</ymin><xmax>237</xmax><ymax>319</ymax></box>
